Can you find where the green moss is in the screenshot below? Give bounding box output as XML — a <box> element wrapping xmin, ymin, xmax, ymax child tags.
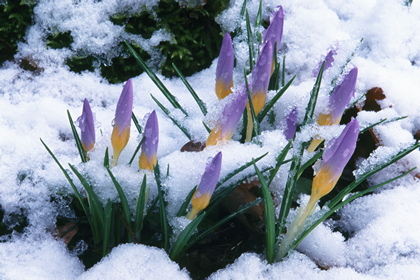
<box><xmin>0</xmin><ymin>0</ymin><xmax>36</xmax><ymax>65</ymax></box>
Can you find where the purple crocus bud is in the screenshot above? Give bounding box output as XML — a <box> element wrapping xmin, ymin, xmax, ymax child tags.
<box><xmin>308</xmin><ymin>67</ymin><xmax>358</xmax><ymax>152</ymax></box>
<box><xmin>139</xmin><ymin>110</ymin><xmax>159</xmax><ymax>171</ymax></box>
<box><xmin>187</xmin><ymin>152</ymin><xmax>222</xmax><ymax>220</ymax></box>
<box><xmin>283</xmin><ymin>107</ymin><xmax>298</xmax><ymax>140</ymax></box>
<box><xmin>313</xmin><ymin>49</ymin><xmax>337</xmax><ymax>77</ymax></box>
<box><xmin>206</xmin><ymin>89</ymin><xmax>248</xmax><ymax>146</ymax></box>
<box><xmin>216</xmin><ymin>33</ymin><xmax>234</xmax><ymax>100</ymax></box>
<box><xmin>78</xmin><ymin>98</ymin><xmax>95</xmax><ymax>152</ymax></box>
<box><xmin>311</xmin><ymin>118</ymin><xmax>359</xmax><ymax>200</ymax></box>
<box><xmin>111</xmin><ymin>79</ymin><xmax>133</xmax><ymax>166</ymax></box>
<box><xmin>250</xmin><ymin>40</ymin><xmax>273</xmax><ymax>115</ymax></box>
<box><xmin>263</xmin><ymin>6</ymin><xmax>284</xmax><ymax>53</ymax></box>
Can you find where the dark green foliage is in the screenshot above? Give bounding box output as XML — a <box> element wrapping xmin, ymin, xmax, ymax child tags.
<box><xmin>46</xmin><ymin>31</ymin><xmax>73</xmax><ymax>49</ymax></box>
<box><xmin>0</xmin><ymin>0</ymin><xmax>35</xmax><ymax>65</ymax></box>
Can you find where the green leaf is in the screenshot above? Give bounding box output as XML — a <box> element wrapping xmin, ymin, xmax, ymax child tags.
<box><xmin>134</xmin><ymin>175</ymin><xmax>148</xmax><ymax>240</ymax></box>
<box><xmin>253</xmin><ymin>161</ymin><xmax>275</xmax><ymax>264</ymax></box>
<box><xmin>301</xmin><ymin>61</ymin><xmax>325</xmax><ymax>127</ymax></box>
<box><xmin>154</xmin><ymin>163</ymin><xmax>170</xmax><ymax>251</ymax></box>
<box><xmin>67</xmin><ymin>110</ymin><xmax>87</xmax><ymax>163</ymax></box>
<box><xmin>245</xmin><ymin>10</ymin><xmax>255</xmax><ymax>71</ymax></box>
<box><xmin>104</xmin><ymin>147</ymin><xmax>110</xmax><ymax>168</ymax></box>
<box><xmin>106</xmin><ymin>167</ymin><xmax>132</xmax><ymax>240</ymax></box>
<box><xmin>172</xmin><ymin>63</ymin><xmax>207</xmax><ymax>116</ymax></box>
<box><xmin>151</xmin><ymin>94</ymin><xmax>192</xmax><ymax>140</ymax></box>
<box><xmin>177</xmin><ymin>186</ymin><xmax>197</xmax><ymax>217</ymax></box>
<box><xmin>103</xmin><ymin>199</ymin><xmax>113</xmax><ymax>257</ymax></box>
<box><xmin>128</xmin><ymin>138</ymin><xmax>143</xmax><ymax>166</ymax></box>
<box><xmin>132</xmin><ymin>112</ymin><xmax>143</xmax><ymax>134</ymax></box>
<box><xmin>125</xmin><ymin>41</ymin><xmax>188</xmax><ymax>116</ymax></box>
<box><xmin>169</xmin><ymin>213</ymin><xmax>206</xmax><ymax>261</ymax></box>
<box><xmin>258</xmin><ymin>75</ymin><xmax>296</xmax><ymax>123</ymax></box>
<box><xmin>268</xmin><ymin>140</ymin><xmax>293</xmax><ymax>185</ymax></box>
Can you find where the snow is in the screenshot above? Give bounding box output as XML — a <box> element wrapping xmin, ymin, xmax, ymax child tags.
<box><xmin>1</xmin><ymin>0</ymin><xmax>420</xmax><ymax>279</ymax></box>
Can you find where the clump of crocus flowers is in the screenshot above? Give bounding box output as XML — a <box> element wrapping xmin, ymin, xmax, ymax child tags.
<box><xmin>277</xmin><ymin>118</ymin><xmax>360</xmax><ymax>259</ymax></box>
<box><xmin>187</xmin><ymin>151</ymin><xmax>222</xmax><ymax>220</ymax></box>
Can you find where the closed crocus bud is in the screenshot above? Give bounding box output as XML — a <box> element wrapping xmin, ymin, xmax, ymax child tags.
<box><xmin>283</xmin><ymin>107</ymin><xmax>298</xmax><ymax>141</ymax></box>
<box><xmin>250</xmin><ymin>40</ymin><xmax>274</xmax><ymax>115</ymax></box>
<box><xmin>187</xmin><ymin>152</ymin><xmax>222</xmax><ymax>220</ymax></box>
<box><xmin>216</xmin><ymin>33</ymin><xmax>234</xmax><ymax>100</ymax></box>
<box><xmin>312</xmin><ymin>49</ymin><xmax>337</xmax><ymax>77</ymax></box>
<box><xmin>307</xmin><ymin>67</ymin><xmax>358</xmax><ymax>152</ymax></box>
<box><xmin>111</xmin><ymin>79</ymin><xmax>133</xmax><ymax>166</ymax></box>
<box><xmin>206</xmin><ymin>89</ymin><xmax>247</xmax><ymax>146</ymax></box>
<box><xmin>263</xmin><ymin>6</ymin><xmax>284</xmax><ymax>74</ymax></box>
<box><xmin>277</xmin><ymin>118</ymin><xmax>359</xmax><ymax>260</ymax></box>
<box><xmin>311</xmin><ymin>118</ymin><xmax>359</xmax><ymax>200</ymax></box>
<box><xmin>139</xmin><ymin>110</ymin><xmax>159</xmax><ymax>171</ymax></box>
<box><xmin>78</xmin><ymin>98</ymin><xmax>95</xmax><ymax>153</ymax></box>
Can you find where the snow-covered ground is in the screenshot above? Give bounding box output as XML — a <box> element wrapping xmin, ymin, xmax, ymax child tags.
<box><xmin>1</xmin><ymin>0</ymin><xmax>420</xmax><ymax>279</ymax></box>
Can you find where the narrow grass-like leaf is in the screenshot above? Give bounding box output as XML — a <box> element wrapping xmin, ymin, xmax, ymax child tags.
<box><xmin>177</xmin><ymin>186</ymin><xmax>197</xmax><ymax>217</ymax></box>
<box><xmin>268</xmin><ymin>140</ymin><xmax>293</xmax><ymax>185</ymax></box>
<box><xmin>187</xmin><ymin>198</ymin><xmax>262</xmax><ymax>251</ymax></box>
<box><xmin>128</xmin><ymin>138</ymin><xmax>143</xmax><ymax>165</ymax></box>
<box><xmin>360</xmin><ymin>116</ymin><xmax>408</xmax><ymax>134</ymax></box>
<box><xmin>151</xmin><ymin>94</ymin><xmax>191</xmax><ymax>140</ymax></box>
<box><xmin>132</xmin><ymin>113</ymin><xmax>142</xmax><ymax>134</ymax></box>
<box><xmin>134</xmin><ymin>175</ymin><xmax>147</xmax><ymax>240</ymax></box>
<box><xmin>297</xmin><ymin>150</ymin><xmax>322</xmax><ymax>178</ymax></box>
<box><xmin>154</xmin><ymin>163</ymin><xmax>170</xmax><ymax>251</ymax></box>
<box><xmin>67</xmin><ymin>110</ymin><xmax>87</xmax><ymax>163</ymax></box>
<box><xmin>258</xmin><ymin>75</ymin><xmax>295</xmax><ymax>123</ymax></box>
<box><xmin>302</xmin><ymin>61</ymin><xmax>325</xmax><ymax>127</ymax></box>
<box><xmin>246</xmin><ymin>10</ymin><xmax>255</xmax><ymax>71</ymax></box>
<box><xmin>281</xmin><ymin>56</ymin><xmax>286</xmax><ymax>87</ymax></box>
<box><xmin>106</xmin><ymin>167</ymin><xmax>132</xmax><ymax>236</ymax></box>
<box><xmin>253</xmin><ymin>161</ymin><xmax>275</xmax><ymax>263</ymax></box>
<box><xmin>125</xmin><ymin>41</ymin><xmax>187</xmax><ymax>116</ymax></box>
<box><xmin>104</xmin><ymin>147</ymin><xmax>109</xmax><ymax>168</ymax></box>
<box><xmin>169</xmin><ymin>213</ymin><xmax>206</xmax><ymax>261</ymax></box>
<box><xmin>172</xmin><ymin>63</ymin><xmax>207</xmax><ymax>116</ymax></box>
<box><xmin>240</xmin><ymin>0</ymin><xmax>247</xmax><ymax>17</ymax></box>
<box><xmin>244</xmin><ymin>70</ymin><xmax>260</xmax><ymax>138</ymax></box>
<box><xmin>102</xmin><ymin>199</ymin><xmax>113</xmax><ymax>257</ymax></box>
<box><xmin>202</xmin><ymin>121</ymin><xmax>211</xmax><ymax>133</ymax></box>
<box><xmin>329</xmin><ymin>141</ymin><xmax>420</xmax><ymax>208</ymax></box>
<box><xmin>217</xmin><ymin>152</ymin><xmax>268</xmax><ymax>187</ymax></box>
<box><xmin>255</xmin><ymin>0</ymin><xmax>263</xmax><ymax>27</ymax></box>
<box><xmin>291</xmin><ymin>167</ymin><xmax>416</xmax><ymax>253</ymax></box>
<box><xmin>69</xmin><ymin>164</ymin><xmax>104</xmax><ymax>243</ymax></box>
<box><xmin>40</xmin><ymin>139</ymin><xmax>89</xmax><ymax>218</ymax></box>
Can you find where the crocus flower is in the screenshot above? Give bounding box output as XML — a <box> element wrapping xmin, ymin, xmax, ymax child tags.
<box><xmin>215</xmin><ymin>33</ymin><xmax>234</xmax><ymax>100</ymax></box>
<box><xmin>187</xmin><ymin>152</ymin><xmax>222</xmax><ymax>220</ymax></box>
<box><xmin>263</xmin><ymin>6</ymin><xmax>284</xmax><ymax>73</ymax></box>
<box><xmin>277</xmin><ymin>118</ymin><xmax>359</xmax><ymax>260</ymax></box>
<box><xmin>312</xmin><ymin>49</ymin><xmax>337</xmax><ymax>77</ymax></box>
<box><xmin>283</xmin><ymin>107</ymin><xmax>298</xmax><ymax>141</ymax></box>
<box><xmin>307</xmin><ymin>67</ymin><xmax>358</xmax><ymax>152</ymax></box>
<box><xmin>250</xmin><ymin>40</ymin><xmax>274</xmax><ymax>115</ymax></box>
<box><xmin>139</xmin><ymin>110</ymin><xmax>159</xmax><ymax>171</ymax></box>
<box><xmin>244</xmin><ymin>40</ymin><xmax>273</xmax><ymax>142</ymax></box>
<box><xmin>78</xmin><ymin>98</ymin><xmax>95</xmax><ymax>153</ymax></box>
<box><xmin>111</xmin><ymin>79</ymin><xmax>133</xmax><ymax>166</ymax></box>
<box><xmin>206</xmin><ymin>89</ymin><xmax>247</xmax><ymax>146</ymax></box>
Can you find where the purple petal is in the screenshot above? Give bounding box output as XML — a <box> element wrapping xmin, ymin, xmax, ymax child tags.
<box><xmin>114</xmin><ymin>79</ymin><xmax>133</xmax><ymax>132</ymax></box>
<box><xmin>220</xmin><ymin>88</ymin><xmax>248</xmax><ymax>136</ymax></box>
<box><xmin>216</xmin><ymin>33</ymin><xmax>234</xmax><ymax>88</ymax></box>
<box><xmin>251</xmin><ymin>40</ymin><xmax>273</xmax><ymax>96</ymax></box>
<box><xmin>263</xmin><ymin>6</ymin><xmax>284</xmax><ymax>52</ymax></box>
<box><xmin>283</xmin><ymin>107</ymin><xmax>298</xmax><ymax>140</ymax></box>
<box><xmin>78</xmin><ymin>98</ymin><xmax>95</xmax><ymax>151</ymax></box>
<box><xmin>313</xmin><ymin>49</ymin><xmax>337</xmax><ymax>77</ymax></box>
<box><xmin>142</xmin><ymin>110</ymin><xmax>159</xmax><ymax>161</ymax></box>
<box><xmin>322</xmin><ymin>118</ymin><xmax>359</xmax><ymax>178</ymax></box>
<box><xmin>329</xmin><ymin>67</ymin><xmax>358</xmax><ymax>123</ymax></box>
<box><xmin>197</xmin><ymin>152</ymin><xmax>223</xmax><ymax>197</ymax></box>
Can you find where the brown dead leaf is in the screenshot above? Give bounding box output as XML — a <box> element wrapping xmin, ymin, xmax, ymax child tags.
<box><xmin>54</xmin><ymin>222</ymin><xmax>78</xmax><ymax>245</ymax></box>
